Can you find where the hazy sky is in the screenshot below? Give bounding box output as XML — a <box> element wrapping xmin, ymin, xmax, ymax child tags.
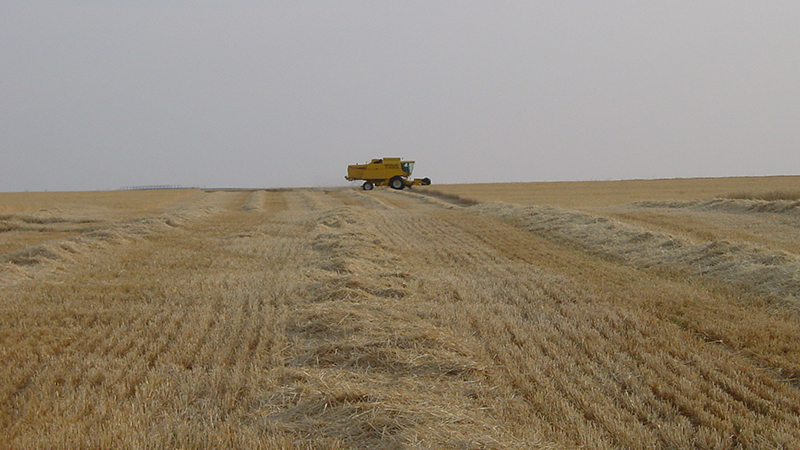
<box><xmin>2</xmin><ymin>1</ymin><xmax>799</xmax><ymax>192</ymax></box>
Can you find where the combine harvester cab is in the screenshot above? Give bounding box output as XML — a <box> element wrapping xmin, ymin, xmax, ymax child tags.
<box><xmin>345</xmin><ymin>157</ymin><xmax>431</xmax><ymax>191</ymax></box>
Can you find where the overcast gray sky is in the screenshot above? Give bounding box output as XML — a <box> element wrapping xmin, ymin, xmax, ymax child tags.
<box><xmin>2</xmin><ymin>1</ymin><xmax>799</xmax><ymax>192</ymax></box>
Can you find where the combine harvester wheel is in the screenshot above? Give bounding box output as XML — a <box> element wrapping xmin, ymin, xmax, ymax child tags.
<box><xmin>389</xmin><ymin>177</ymin><xmax>405</xmax><ymax>190</ymax></box>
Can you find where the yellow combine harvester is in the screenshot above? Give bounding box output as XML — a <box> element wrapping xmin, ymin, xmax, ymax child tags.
<box><xmin>345</xmin><ymin>157</ymin><xmax>432</xmax><ymax>190</ymax></box>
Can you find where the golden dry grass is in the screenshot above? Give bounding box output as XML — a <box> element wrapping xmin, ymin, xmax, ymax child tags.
<box><xmin>417</xmin><ymin>175</ymin><xmax>800</xmax><ymax>207</ymax></box>
<box><xmin>0</xmin><ymin>189</ymin><xmax>204</xmax><ymax>257</ymax></box>
<box><xmin>2</xmin><ymin>179</ymin><xmax>800</xmax><ymax>449</ymax></box>
<box><xmin>0</xmin><ymin>189</ymin><xmax>202</xmax><ymax>214</ymax></box>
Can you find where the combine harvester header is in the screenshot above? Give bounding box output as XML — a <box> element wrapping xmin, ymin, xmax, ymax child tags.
<box><xmin>345</xmin><ymin>157</ymin><xmax>431</xmax><ymax>191</ymax></box>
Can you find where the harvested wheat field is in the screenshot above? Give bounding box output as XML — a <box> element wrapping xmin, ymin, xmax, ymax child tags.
<box><xmin>417</xmin><ymin>175</ymin><xmax>800</xmax><ymax>207</ymax></box>
<box><xmin>2</xmin><ymin>178</ymin><xmax>800</xmax><ymax>449</ymax></box>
